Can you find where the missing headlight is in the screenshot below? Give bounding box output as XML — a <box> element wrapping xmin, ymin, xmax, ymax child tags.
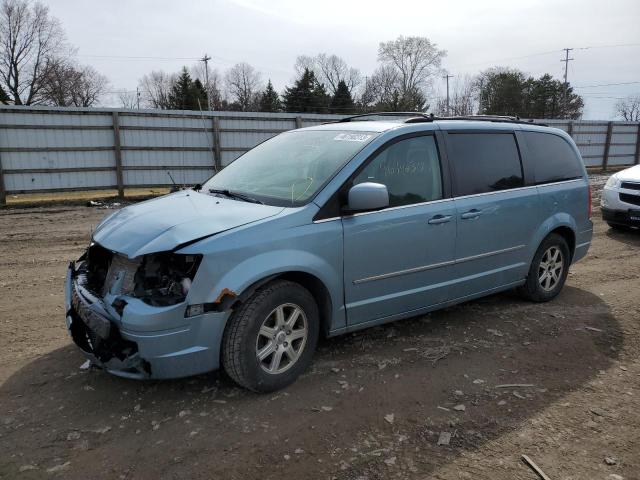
<box><xmin>133</xmin><ymin>253</ymin><xmax>202</xmax><ymax>307</ymax></box>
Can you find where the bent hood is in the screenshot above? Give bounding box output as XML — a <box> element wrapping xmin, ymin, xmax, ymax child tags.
<box><xmin>93</xmin><ymin>190</ymin><xmax>283</xmax><ymax>258</ymax></box>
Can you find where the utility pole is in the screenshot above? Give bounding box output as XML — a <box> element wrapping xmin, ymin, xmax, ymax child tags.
<box><xmin>201</xmin><ymin>53</ymin><xmax>212</xmax><ymax>111</ymax></box>
<box><xmin>560</xmin><ymin>48</ymin><xmax>574</xmax><ymax>118</ymax></box>
<box><xmin>136</xmin><ymin>86</ymin><xmax>140</xmax><ymax>109</ymax></box>
<box><xmin>443</xmin><ymin>74</ymin><xmax>453</xmax><ymax>116</ymax></box>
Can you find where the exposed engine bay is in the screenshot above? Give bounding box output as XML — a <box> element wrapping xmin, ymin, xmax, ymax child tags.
<box><xmin>84</xmin><ymin>243</ymin><xmax>201</xmax><ymax>307</ymax></box>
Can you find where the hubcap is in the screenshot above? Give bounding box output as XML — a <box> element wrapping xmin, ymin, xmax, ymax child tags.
<box><xmin>538</xmin><ymin>246</ymin><xmax>564</xmax><ymax>292</ymax></box>
<box><xmin>256</xmin><ymin>303</ymin><xmax>308</xmax><ymax>375</ymax></box>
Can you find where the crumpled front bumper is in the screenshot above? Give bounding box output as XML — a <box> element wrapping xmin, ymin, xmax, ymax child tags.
<box><xmin>65</xmin><ymin>262</ymin><xmax>230</xmax><ymax>380</ymax></box>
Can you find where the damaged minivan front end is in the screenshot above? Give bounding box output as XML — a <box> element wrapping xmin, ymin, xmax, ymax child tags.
<box><xmin>63</xmin><ymin>189</ymin><xmax>286</xmax><ymax>379</ymax></box>
<box><xmin>65</xmin><ymin>242</ymin><xmax>228</xmax><ymax>379</ymax></box>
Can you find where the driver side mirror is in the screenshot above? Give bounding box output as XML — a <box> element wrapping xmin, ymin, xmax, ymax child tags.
<box><xmin>346</xmin><ymin>182</ymin><xmax>389</xmax><ymax>212</ymax></box>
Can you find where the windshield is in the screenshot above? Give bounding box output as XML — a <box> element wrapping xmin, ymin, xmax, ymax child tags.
<box><xmin>202</xmin><ymin>130</ymin><xmax>377</xmax><ymax>207</ymax></box>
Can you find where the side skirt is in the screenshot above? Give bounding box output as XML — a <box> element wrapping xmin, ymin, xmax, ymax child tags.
<box><xmin>328</xmin><ymin>279</ymin><xmax>526</xmax><ymax>337</ymax></box>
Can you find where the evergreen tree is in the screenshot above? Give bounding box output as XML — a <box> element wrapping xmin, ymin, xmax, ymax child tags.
<box><xmin>329</xmin><ymin>80</ymin><xmax>355</xmax><ymax>114</ymax></box>
<box><xmin>478</xmin><ymin>69</ymin><xmax>526</xmax><ymax>117</ymax></box>
<box><xmin>192</xmin><ymin>79</ymin><xmax>209</xmax><ymax>109</ymax></box>
<box><xmin>167</xmin><ymin>67</ymin><xmax>208</xmax><ymax>110</ymax></box>
<box><xmin>0</xmin><ymin>84</ymin><xmax>9</xmax><ymax>104</ymax></box>
<box><xmin>282</xmin><ymin>68</ymin><xmax>330</xmax><ymax>113</ymax></box>
<box><xmin>523</xmin><ymin>74</ymin><xmax>583</xmax><ymax>119</ymax></box>
<box><xmin>478</xmin><ymin>68</ymin><xmax>583</xmax><ymax>119</ymax></box>
<box><xmin>259</xmin><ymin>80</ymin><xmax>281</xmax><ymax>112</ymax></box>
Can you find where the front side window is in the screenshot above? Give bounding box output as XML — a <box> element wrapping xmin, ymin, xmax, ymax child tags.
<box><xmin>523</xmin><ymin>132</ymin><xmax>583</xmax><ymax>184</ymax></box>
<box><xmin>352</xmin><ymin>135</ymin><xmax>443</xmax><ymax>207</ymax></box>
<box><xmin>448</xmin><ymin>133</ymin><xmax>524</xmax><ymax>196</ymax></box>
<box><xmin>202</xmin><ymin>130</ymin><xmax>377</xmax><ymax>207</ymax></box>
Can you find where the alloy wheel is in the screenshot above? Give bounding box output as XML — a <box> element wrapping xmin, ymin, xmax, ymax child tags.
<box><xmin>538</xmin><ymin>246</ymin><xmax>564</xmax><ymax>292</ymax></box>
<box><xmin>256</xmin><ymin>303</ymin><xmax>308</xmax><ymax>374</ymax></box>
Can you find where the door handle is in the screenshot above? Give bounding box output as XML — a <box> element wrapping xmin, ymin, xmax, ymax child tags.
<box><xmin>428</xmin><ymin>214</ymin><xmax>452</xmax><ymax>225</ymax></box>
<box><xmin>461</xmin><ymin>209</ymin><xmax>482</xmax><ymax>219</ymax></box>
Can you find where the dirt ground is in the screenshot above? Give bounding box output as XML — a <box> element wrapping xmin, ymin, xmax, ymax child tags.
<box><xmin>3</xmin><ymin>188</ymin><xmax>171</xmax><ymax>206</ymax></box>
<box><xmin>0</xmin><ymin>184</ymin><xmax>639</xmax><ymax>480</ymax></box>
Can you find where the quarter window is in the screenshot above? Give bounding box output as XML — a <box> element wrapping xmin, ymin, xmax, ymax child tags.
<box><xmin>448</xmin><ymin>133</ymin><xmax>524</xmax><ymax>196</ymax></box>
<box><xmin>353</xmin><ymin>135</ymin><xmax>443</xmax><ymax>207</ymax></box>
<box><xmin>523</xmin><ymin>132</ymin><xmax>583</xmax><ymax>184</ymax></box>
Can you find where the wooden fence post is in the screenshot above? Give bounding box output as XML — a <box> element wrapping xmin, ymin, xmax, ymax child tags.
<box><xmin>112</xmin><ymin>112</ymin><xmax>124</xmax><ymax>198</ymax></box>
<box><xmin>0</xmin><ymin>151</ymin><xmax>6</xmax><ymax>206</ymax></box>
<box><xmin>634</xmin><ymin>123</ymin><xmax>640</xmax><ymax>165</ymax></box>
<box><xmin>602</xmin><ymin>121</ymin><xmax>613</xmax><ymax>172</ymax></box>
<box><xmin>212</xmin><ymin>117</ymin><xmax>222</xmax><ymax>170</ymax></box>
<box><xmin>295</xmin><ymin>116</ymin><xmax>302</xmax><ymax>129</ymax></box>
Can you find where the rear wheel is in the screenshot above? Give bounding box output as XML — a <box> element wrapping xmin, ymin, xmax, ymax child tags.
<box><xmin>519</xmin><ymin>233</ymin><xmax>570</xmax><ymax>302</ymax></box>
<box><xmin>222</xmin><ymin>280</ymin><xmax>319</xmax><ymax>392</ymax></box>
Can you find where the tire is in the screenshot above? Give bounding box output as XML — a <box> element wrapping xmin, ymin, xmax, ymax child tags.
<box><xmin>221</xmin><ymin>280</ymin><xmax>319</xmax><ymax>392</ymax></box>
<box><xmin>519</xmin><ymin>233</ymin><xmax>571</xmax><ymax>302</ymax></box>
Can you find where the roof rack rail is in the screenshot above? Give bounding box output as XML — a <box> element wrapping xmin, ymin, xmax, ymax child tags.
<box><xmin>336</xmin><ymin>112</ymin><xmax>431</xmax><ymax>123</ymax></box>
<box><xmin>405</xmin><ymin>114</ymin><xmax>546</xmax><ymax>126</ymax></box>
<box><xmin>333</xmin><ymin>112</ymin><xmax>547</xmax><ymax>127</ymax></box>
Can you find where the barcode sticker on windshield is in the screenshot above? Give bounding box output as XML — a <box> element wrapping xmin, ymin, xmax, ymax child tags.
<box><xmin>334</xmin><ymin>133</ymin><xmax>372</xmax><ymax>142</ymax></box>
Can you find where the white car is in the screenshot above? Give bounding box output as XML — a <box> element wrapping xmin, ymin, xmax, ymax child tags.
<box><xmin>601</xmin><ymin>164</ymin><xmax>640</xmax><ymax>229</ymax></box>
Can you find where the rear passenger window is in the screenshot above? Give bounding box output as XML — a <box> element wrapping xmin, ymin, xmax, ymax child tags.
<box><xmin>448</xmin><ymin>133</ymin><xmax>524</xmax><ymax>196</ymax></box>
<box><xmin>523</xmin><ymin>132</ymin><xmax>583</xmax><ymax>184</ymax></box>
<box><xmin>353</xmin><ymin>135</ymin><xmax>442</xmax><ymax>207</ymax></box>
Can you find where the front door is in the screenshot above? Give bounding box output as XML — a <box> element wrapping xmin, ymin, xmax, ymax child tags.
<box><xmin>342</xmin><ymin>134</ymin><xmax>457</xmax><ymax>326</ymax></box>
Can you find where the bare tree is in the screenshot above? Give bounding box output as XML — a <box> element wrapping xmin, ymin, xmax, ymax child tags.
<box><xmin>191</xmin><ymin>63</ymin><xmax>224</xmax><ymax>109</ymax></box>
<box><xmin>615</xmin><ymin>95</ymin><xmax>640</xmax><ymax>121</ymax></box>
<box><xmin>294</xmin><ymin>55</ymin><xmax>315</xmax><ymax>77</ymax></box>
<box><xmin>433</xmin><ymin>75</ymin><xmax>477</xmax><ymax>116</ymax></box>
<box><xmin>0</xmin><ymin>0</ymin><xmax>67</xmax><ymax>105</ymax></box>
<box><xmin>139</xmin><ymin>70</ymin><xmax>175</xmax><ymax>109</ymax></box>
<box><xmin>295</xmin><ymin>53</ymin><xmax>362</xmax><ymax>95</ymax></box>
<box><xmin>361</xmin><ymin>65</ymin><xmax>399</xmax><ymax>108</ymax></box>
<box><xmin>225</xmin><ymin>62</ymin><xmax>261</xmax><ymax>111</ymax></box>
<box><xmin>378</xmin><ymin>36</ymin><xmax>446</xmax><ymax>100</ymax></box>
<box><xmin>118</xmin><ymin>90</ymin><xmax>138</xmax><ymax>109</ymax></box>
<box><xmin>68</xmin><ymin>65</ymin><xmax>108</xmax><ymax>107</ymax></box>
<box><xmin>39</xmin><ymin>59</ymin><xmax>108</xmax><ymax>106</ymax></box>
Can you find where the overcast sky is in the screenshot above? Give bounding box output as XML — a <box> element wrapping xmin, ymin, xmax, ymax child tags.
<box><xmin>47</xmin><ymin>0</ymin><xmax>640</xmax><ymax>119</ymax></box>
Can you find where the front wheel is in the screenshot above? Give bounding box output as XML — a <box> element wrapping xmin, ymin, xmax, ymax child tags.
<box><xmin>519</xmin><ymin>233</ymin><xmax>570</xmax><ymax>302</ymax></box>
<box><xmin>221</xmin><ymin>280</ymin><xmax>319</xmax><ymax>392</ymax></box>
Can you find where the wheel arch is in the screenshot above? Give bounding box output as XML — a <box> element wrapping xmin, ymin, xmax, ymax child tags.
<box><xmin>529</xmin><ymin>214</ymin><xmax>578</xmax><ymax>266</ymax></box>
<box><xmin>225</xmin><ymin>271</ymin><xmax>335</xmax><ymax>338</ymax></box>
<box><xmin>549</xmin><ymin>225</ymin><xmax>576</xmax><ymax>261</ymax></box>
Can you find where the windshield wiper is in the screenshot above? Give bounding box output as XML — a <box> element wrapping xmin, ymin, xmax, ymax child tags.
<box><xmin>208</xmin><ymin>189</ymin><xmax>264</xmax><ymax>204</ymax></box>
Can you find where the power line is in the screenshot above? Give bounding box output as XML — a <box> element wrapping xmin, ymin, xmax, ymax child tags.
<box><xmin>78</xmin><ymin>54</ymin><xmax>201</xmax><ymax>61</ymax></box>
<box><xmin>575</xmin><ymin>42</ymin><xmax>640</xmax><ymax>51</ymax></box>
<box><xmin>446</xmin><ymin>42</ymin><xmax>640</xmax><ymax>70</ymax></box>
<box><xmin>574</xmin><ymin>81</ymin><xmax>640</xmax><ymax>88</ymax></box>
<box><xmin>446</xmin><ymin>49</ymin><xmax>559</xmax><ymax>69</ymax></box>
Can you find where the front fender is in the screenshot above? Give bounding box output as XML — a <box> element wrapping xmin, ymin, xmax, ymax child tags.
<box><xmin>198</xmin><ymin>249</ymin><xmax>345</xmax><ymax>331</ymax></box>
<box><xmin>213</xmin><ymin>250</ymin><xmax>338</xmax><ymax>299</ymax></box>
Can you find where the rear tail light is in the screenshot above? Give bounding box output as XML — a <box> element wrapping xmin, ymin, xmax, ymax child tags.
<box><xmin>588</xmin><ymin>184</ymin><xmax>592</xmax><ymax>219</ymax></box>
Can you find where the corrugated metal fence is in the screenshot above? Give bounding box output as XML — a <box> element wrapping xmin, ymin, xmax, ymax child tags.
<box><xmin>0</xmin><ymin>106</ymin><xmax>340</xmax><ymax>204</ymax></box>
<box><xmin>0</xmin><ymin>105</ymin><xmax>639</xmax><ymax>204</ymax></box>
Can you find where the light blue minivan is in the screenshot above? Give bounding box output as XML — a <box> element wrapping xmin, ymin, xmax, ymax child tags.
<box><xmin>65</xmin><ymin>114</ymin><xmax>593</xmax><ymax>391</ymax></box>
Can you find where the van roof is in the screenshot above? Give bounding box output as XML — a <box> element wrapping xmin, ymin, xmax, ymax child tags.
<box><xmin>303</xmin><ymin>115</ymin><xmax>554</xmax><ymax>134</ymax></box>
